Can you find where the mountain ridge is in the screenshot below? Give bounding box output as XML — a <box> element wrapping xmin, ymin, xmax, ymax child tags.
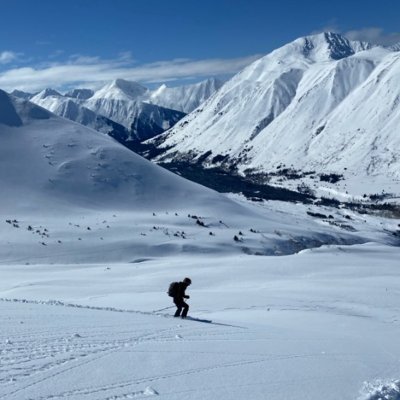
<box><xmin>147</xmin><ymin>32</ymin><xmax>400</xmax><ymax>197</ymax></box>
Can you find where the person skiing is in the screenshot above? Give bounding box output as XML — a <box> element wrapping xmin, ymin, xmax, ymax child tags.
<box><xmin>170</xmin><ymin>277</ymin><xmax>192</xmax><ymax>318</ymax></box>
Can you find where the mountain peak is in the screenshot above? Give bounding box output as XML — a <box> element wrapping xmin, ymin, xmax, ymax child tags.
<box><xmin>10</xmin><ymin>89</ymin><xmax>34</xmax><ymax>100</ymax></box>
<box><xmin>1</xmin><ymin>89</ymin><xmax>50</xmax><ymax>126</ymax></box>
<box><xmin>298</xmin><ymin>32</ymin><xmax>373</xmax><ymax>61</ymax></box>
<box><xmin>36</xmin><ymin>88</ymin><xmax>63</xmax><ymax>99</ymax></box>
<box><xmin>0</xmin><ymin>89</ymin><xmax>23</xmax><ymax>127</ymax></box>
<box><xmin>111</xmin><ymin>79</ymin><xmax>148</xmax><ymax>97</ymax></box>
<box><xmin>93</xmin><ymin>79</ymin><xmax>148</xmax><ymax>101</ymax></box>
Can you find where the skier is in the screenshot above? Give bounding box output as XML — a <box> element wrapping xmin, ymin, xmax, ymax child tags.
<box><xmin>169</xmin><ymin>277</ymin><xmax>192</xmax><ymax>318</ymax></box>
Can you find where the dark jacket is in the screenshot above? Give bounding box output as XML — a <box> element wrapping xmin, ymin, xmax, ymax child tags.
<box><xmin>175</xmin><ymin>282</ymin><xmax>189</xmax><ymax>300</ymax></box>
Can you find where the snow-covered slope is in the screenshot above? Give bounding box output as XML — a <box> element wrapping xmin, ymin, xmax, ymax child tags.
<box><xmin>152</xmin><ymin>33</ymin><xmax>400</xmax><ymax>192</ymax></box>
<box><xmin>148</xmin><ymin>77</ymin><xmax>225</xmax><ymax>113</ymax></box>
<box><xmin>31</xmin><ymin>88</ymin><xmax>130</xmax><ymax>136</ymax></box>
<box><xmin>85</xmin><ymin>88</ymin><xmax>185</xmax><ymax>141</ymax></box>
<box><xmin>1</xmin><ymin>243</ymin><xmax>400</xmax><ymax>400</ymax></box>
<box><xmin>2</xmin><ymin>89</ymin><xmax>398</xmax><ymax>263</ymax></box>
<box><xmin>0</xmin><ymin>89</ymin><xmax>225</xmax><ymax>213</ymax></box>
<box><xmin>2</xmin><ymin>90</ymin><xmax>400</xmax><ymax>400</ymax></box>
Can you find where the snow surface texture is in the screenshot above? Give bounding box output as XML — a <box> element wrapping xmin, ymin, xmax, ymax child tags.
<box><xmin>153</xmin><ymin>32</ymin><xmax>400</xmax><ymax>197</ymax></box>
<box><xmin>0</xmin><ymin>245</ymin><xmax>400</xmax><ymax>400</ymax></box>
<box><xmin>28</xmin><ymin>78</ymin><xmax>223</xmax><ymax>141</ymax></box>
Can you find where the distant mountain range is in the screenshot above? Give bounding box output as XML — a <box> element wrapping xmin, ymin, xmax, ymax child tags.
<box><xmin>11</xmin><ymin>78</ymin><xmax>224</xmax><ymax>142</ymax></box>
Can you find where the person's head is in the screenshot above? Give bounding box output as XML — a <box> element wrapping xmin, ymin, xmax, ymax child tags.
<box><xmin>183</xmin><ymin>277</ymin><xmax>192</xmax><ymax>286</ymax></box>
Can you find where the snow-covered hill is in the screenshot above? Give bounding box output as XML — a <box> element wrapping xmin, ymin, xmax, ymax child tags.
<box><xmin>151</xmin><ymin>33</ymin><xmax>400</xmax><ymax>198</ymax></box>
<box><xmin>0</xmin><ymin>89</ymin><xmax>225</xmax><ymax>213</ymax></box>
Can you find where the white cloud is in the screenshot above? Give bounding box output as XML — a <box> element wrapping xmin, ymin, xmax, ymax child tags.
<box><xmin>0</xmin><ymin>51</ymin><xmax>19</xmax><ymax>64</ymax></box>
<box><xmin>344</xmin><ymin>27</ymin><xmax>400</xmax><ymax>46</ymax></box>
<box><xmin>311</xmin><ymin>26</ymin><xmax>400</xmax><ymax>46</ymax></box>
<box><xmin>0</xmin><ymin>54</ymin><xmax>261</xmax><ymax>92</ymax></box>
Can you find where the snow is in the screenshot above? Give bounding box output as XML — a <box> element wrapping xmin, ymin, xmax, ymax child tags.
<box><xmin>28</xmin><ymin>78</ymin><xmax>223</xmax><ymax>141</ymax></box>
<box><xmin>1</xmin><ymin>85</ymin><xmax>400</xmax><ymax>399</ymax></box>
<box><xmin>0</xmin><ymin>245</ymin><xmax>400</xmax><ymax>400</ymax></box>
<box><xmin>153</xmin><ymin>33</ymin><xmax>400</xmax><ymax>199</ymax></box>
<box><xmin>147</xmin><ymin>77</ymin><xmax>225</xmax><ymax>113</ymax></box>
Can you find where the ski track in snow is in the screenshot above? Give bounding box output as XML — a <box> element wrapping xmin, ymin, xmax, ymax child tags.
<box><xmin>0</xmin><ymin>299</ymin><xmax>256</xmax><ymax>400</ymax></box>
<box><xmin>1</xmin><ymin>286</ymin><xmax>400</xmax><ymax>400</ymax></box>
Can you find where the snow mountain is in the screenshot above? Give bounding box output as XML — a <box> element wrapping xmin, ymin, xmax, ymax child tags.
<box><xmin>10</xmin><ymin>89</ymin><xmax>35</xmax><ymax>100</ymax></box>
<box><xmin>30</xmin><ymin>88</ymin><xmax>131</xmax><ymax>139</ymax></box>
<box><xmin>28</xmin><ymin>77</ymin><xmax>223</xmax><ymax>143</ymax></box>
<box><xmin>148</xmin><ymin>77</ymin><xmax>225</xmax><ymax>113</ymax></box>
<box><xmin>84</xmin><ymin>80</ymin><xmax>185</xmax><ymax>141</ymax></box>
<box><xmin>30</xmin><ymin>83</ymin><xmax>185</xmax><ymax>142</ymax></box>
<box><xmin>150</xmin><ymin>32</ymin><xmax>400</xmax><ymax>196</ymax></box>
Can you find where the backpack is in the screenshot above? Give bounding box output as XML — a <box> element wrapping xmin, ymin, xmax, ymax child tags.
<box><xmin>167</xmin><ymin>282</ymin><xmax>179</xmax><ymax>297</ymax></box>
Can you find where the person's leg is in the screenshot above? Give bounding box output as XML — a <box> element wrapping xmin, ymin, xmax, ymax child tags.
<box><xmin>181</xmin><ymin>301</ymin><xmax>189</xmax><ymax>318</ymax></box>
<box><xmin>174</xmin><ymin>298</ymin><xmax>183</xmax><ymax>317</ymax></box>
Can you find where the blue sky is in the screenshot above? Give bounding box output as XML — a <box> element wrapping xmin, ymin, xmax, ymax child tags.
<box><xmin>1</xmin><ymin>0</ymin><xmax>399</xmax><ymax>91</ymax></box>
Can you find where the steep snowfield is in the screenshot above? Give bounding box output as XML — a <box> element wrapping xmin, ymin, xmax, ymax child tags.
<box><xmin>85</xmin><ymin>94</ymin><xmax>184</xmax><ymax>141</ymax></box>
<box><xmin>148</xmin><ymin>77</ymin><xmax>225</xmax><ymax>113</ymax></box>
<box><xmin>153</xmin><ymin>33</ymin><xmax>400</xmax><ymax>195</ymax></box>
<box><xmin>31</xmin><ymin>88</ymin><xmax>130</xmax><ymax>135</ymax></box>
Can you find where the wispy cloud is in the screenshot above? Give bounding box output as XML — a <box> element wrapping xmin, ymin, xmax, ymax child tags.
<box><xmin>0</xmin><ymin>51</ymin><xmax>20</xmax><ymax>64</ymax></box>
<box><xmin>344</xmin><ymin>27</ymin><xmax>400</xmax><ymax>46</ymax></box>
<box><xmin>312</xmin><ymin>25</ymin><xmax>400</xmax><ymax>46</ymax></box>
<box><xmin>0</xmin><ymin>53</ymin><xmax>260</xmax><ymax>92</ymax></box>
